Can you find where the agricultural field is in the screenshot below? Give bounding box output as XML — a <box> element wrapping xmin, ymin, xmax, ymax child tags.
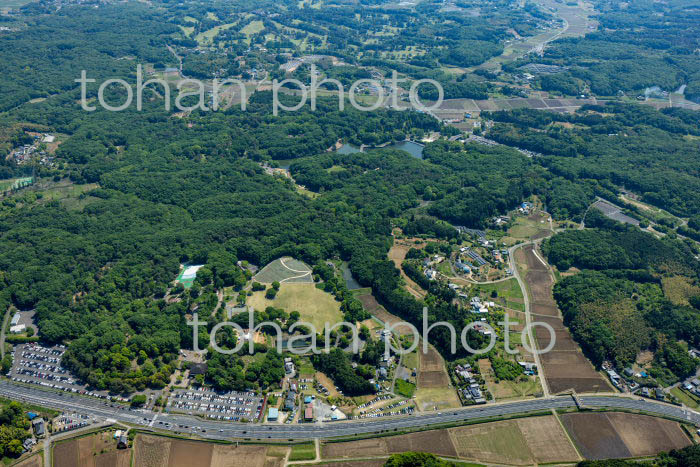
<box><xmin>449</xmin><ymin>415</ymin><xmax>580</xmax><ymax>465</ymax></box>
<box><xmin>322</xmin><ymin>429</ymin><xmax>458</xmax><ymax>460</ymax></box>
<box><xmin>388</xmin><ymin>237</ymin><xmax>428</xmax><ymax>299</ymax></box>
<box><xmin>354</xmin><ymin>291</ymin><xmax>413</xmax><ymax>336</ymax></box>
<box><xmin>515</xmin><ymin>245</ymin><xmax>610</xmax><ymax>394</ymax></box>
<box><xmin>414</xmin><ymin>345</ymin><xmax>461</xmax><ymax>410</ymax></box>
<box><xmin>560</xmin><ymin>412</ymin><xmax>692</xmax><ymax>460</ymax></box>
<box><xmin>132</xmin><ymin>434</ymin><xmax>285</xmax><ymax>467</ymax></box>
<box><xmin>13</xmin><ymin>454</ymin><xmax>42</xmax><ymax>467</ymax></box>
<box><xmin>53</xmin><ymin>431</ymin><xmax>130</xmax><ymax>467</ymax></box>
<box><xmin>247</xmin><ymin>283</ymin><xmax>343</xmax><ymax>332</ymax></box>
<box><xmin>501</xmin><ymin>212</ymin><xmax>554</xmax><ymax>245</ymax></box>
<box><xmin>253</xmin><ymin>257</ymin><xmax>313</xmax><ymax>284</ymax></box>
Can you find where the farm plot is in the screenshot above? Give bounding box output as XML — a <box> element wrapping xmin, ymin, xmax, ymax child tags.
<box><xmin>322</xmin><ymin>430</ymin><xmax>457</xmax><ymax>460</ymax></box>
<box><xmin>449</xmin><ymin>416</ymin><xmax>578</xmax><ymax>465</ymax></box>
<box><xmin>253</xmin><ymin>257</ymin><xmax>313</xmax><ymax>284</ymax></box>
<box><xmin>53</xmin><ymin>432</ymin><xmax>130</xmax><ymax>467</ymax></box>
<box><xmin>13</xmin><ymin>454</ymin><xmax>42</xmax><ymax>467</ymax></box>
<box><xmin>133</xmin><ymin>435</ymin><xmax>272</xmax><ymax>467</ymax></box>
<box><xmin>515</xmin><ymin>245</ymin><xmax>609</xmax><ymax>394</ymax></box>
<box><xmin>355</xmin><ymin>292</ymin><xmax>413</xmax><ymax>335</ymax></box>
<box><xmin>417</xmin><ymin>346</ymin><xmax>450</xmax><ymax>388</ymax></box>
<box><xmin>561</xmin><ymin>412</ymin><xmax>691</xmax><ymax>460</ymax></box>
<box><xmin>388</xmin><ymin>239</ymin><xmax>427</xmax><ymax>299</ymax></box>
<box><xmin>414</xmin><ymin>345</ymin><xmax>461</xmax><ymax>410</ymax></box>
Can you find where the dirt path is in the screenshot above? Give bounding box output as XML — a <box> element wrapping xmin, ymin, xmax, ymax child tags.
<box><xmin>388</xmin><ymin>240</ymin><xmax>427</xmax><ymax>299</ymax></box>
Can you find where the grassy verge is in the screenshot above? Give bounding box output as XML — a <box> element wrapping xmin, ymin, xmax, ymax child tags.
<box><xmin>289</xmin><ymin>442</ymin><xmax>316</xmax><ymax>461</ymax></box>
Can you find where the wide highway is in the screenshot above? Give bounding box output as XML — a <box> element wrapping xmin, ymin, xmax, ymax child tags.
<box><xmin>1</xmin><ymin>380</ymin><xmax>698</xmax><ymax>440</ymax></box>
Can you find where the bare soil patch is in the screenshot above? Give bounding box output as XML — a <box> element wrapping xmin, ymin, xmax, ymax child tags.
<box><xmin>561</xmin><ymin>412</ymin><xmax>631</xmax><ymax>460</ymax></box>
<box><xmin>417</xmin><ymin>346</ymin><xmax>450</xmax><ymax>388</ymax></box>
<box><xmin>516</xmin><ymin>416</ymin><xmax>580</xmax><ymax>463</ymax></box>
<box><xmin>53</xmin><ymin>439</ymin><xmax>80</xmax><ymax>467</ymax></box>
<box><xmin>606</xmin><ymin>412</ymin><xmax>691</xmax><ymax>457</ymax></box>
<box><xmin>94</xmin><ymin>450</ymin><xmax>131</xmax><ymax>467</ymax></box>
<box><xmin>419</xmin><ymin>347</ymin><xmax>444</xmax><ymax>372</ymax></box>
<box><xmin>417</xmin><ymin>371</ymin><xmax>449</xmax><ymax>388</ymax></box>
<box><xmin>449</xmin><ymin>416</ymin><xmax>578</xmax><ymax>465</ymax></box>
<box><xmin>384</xmin><ymin>430</ymin><xmax>458</xmax><ymax>457</ymax></box>
<box><xmin>134</xmin><ymin>434</ymin><xmax>170</xmax><ymax>467</ymax></box>
<box><xmin>14</xmin><ymin>455</ymin><xmax>42</xmax><ymax>467</ymax></box>
<box><xmin>167</xmin><ymin>439</ymin><xmax>213</xmax><ymax>467</ymax></box>
<box><xmin>355</xmin><ymin>293</ymin><xmax>412</xmax><ymax>335</ymax></box>
<box><xmin>516</xmin><ymin>245</ymin><xmax>608</xmax><ymax>394</ymax></box>
<box><xmin>133</xmin><ymin>435</ymin><xmax>271</xmax><ymax>467</ymax></box>
<box><xmin>322</xmin><ymin>438</ymin><xmax>388</xmax><ymax>459</ymax></box>
<box><xmin>388</xmin><ymin>240</ymin><xmax>427</xmax><ymax>299</ymax></box>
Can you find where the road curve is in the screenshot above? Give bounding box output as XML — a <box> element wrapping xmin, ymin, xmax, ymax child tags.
<box><xmin>0</xmin><ymin>380</ymin><xmax>697</xmax><ymax>441</ymax></box>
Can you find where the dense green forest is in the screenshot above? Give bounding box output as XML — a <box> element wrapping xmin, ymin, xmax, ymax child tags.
<box><xmin>487</xmin><ymin>104</ymin><xmax>700</xmax><ymax>218</ymax></box>
<box><xmin>546</xmin><ymin>210</ymin><xmax>700</xmax><ymax>381</ymax></box>
<box><xmin>578</xmin><ymin>443</ymin><xmax>700</xmax><ymax>467</ymax></box>
<box><xmin>509</xmin><ymin>0</ymin><xmax>700</xmax><ymax>98</ymax></box>
<box><xmin>0</xmin><ymin>401</ymin><xmax>31</xmax><ymax>459</ymax></box>
<box><xmin>0</xmin><ymin>0</ymin><xmax>699</xmax><ymax>396</ymax></box>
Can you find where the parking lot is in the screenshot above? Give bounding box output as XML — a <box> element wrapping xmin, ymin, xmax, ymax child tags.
<box><xmin>167</xmin><ymin>388</ymin><xmax>263</xmax><ymax>422</ymax></box>
<box><xmin>9</xmin><ymin>344</ymin><xmax>127</xmax><ymax>402</ymax></box>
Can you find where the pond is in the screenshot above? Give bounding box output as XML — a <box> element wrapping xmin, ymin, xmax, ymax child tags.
<box><xmin>339</xmin><ymin>261</ymin><xmax>362</xmax><ymax>290</ymax></box>
<box><xmin>336</xmin><ymin>141</ymin><xmax>424</xmax><ymax>159</ymax></box>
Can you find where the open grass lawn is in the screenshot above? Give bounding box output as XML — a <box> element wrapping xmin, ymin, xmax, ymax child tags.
<box><xmin>247</xmin><ymin>283</ymin><xmax>343</xmax><ymax>331</ymax></box>
<box><xmin>414</xmin><ymin>386</ymin><xmax>461</xmax><ymax>411</ymax></box>
<box><xmin>394</xmin><ymin>379</ymin><xmax>416</xmax><ymax>398</ymax></box>
<box><xmin>289</xmin><ymin>443</ymin><xmax>316</xmax><ymax>461</ymax></box>
<box><xmin>0</xmin><ymin>0</ymin><xmax>31</xmax><ymax>9</ymax></box>
<box><xmin>195</xmin><ymin>22</ymin><xmax>237</xmax><ymax>45</ymax></box>
<box><xmin>671</xmin><ymin>387</ymin><xmax>700</xmax><ymax>409</ymax></box>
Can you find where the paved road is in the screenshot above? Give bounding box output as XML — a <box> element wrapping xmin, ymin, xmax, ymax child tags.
<box><xmin>1</xmin><ymin>380</ymin><xmax>697</xmax><ymax>441</ymax></box>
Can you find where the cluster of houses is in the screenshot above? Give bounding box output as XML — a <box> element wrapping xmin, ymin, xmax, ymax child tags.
<box><xmin>518</xmin><ymin>361</ymin><xmax>537</xmax><ymax>376</ymax></box>
<box><xmin>267</xmin><ymin>386</ymin><xmax>314</xmax><ymax>423</ymax></box>
<box><xmin>8</xmin><ymin>134</ymin><xmax>55</xmax><ymax>167</ymax></box>
<box><xmin>423</xmin><ymin>254</ymin><xmax>446</xmax><ymax>281</ymax></box>
<box><xmin>468</xmin><ymin>296</ymin><xmax>495</xmax><ymax>315</ymax></box>
<box><xmin>454</xmin><ymin>364</ymin><xmax>486</xmax><ymax>404</ymax></box>
<box><xmin>518</xmin><ymin>201</ymin><xmax>533</xmax><ymax>215</ymax></box>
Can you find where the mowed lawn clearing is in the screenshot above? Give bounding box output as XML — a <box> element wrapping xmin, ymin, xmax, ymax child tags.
<box><xmin>254</xmin><ymin>257</ymin><xmax>313</xmax><ymax>284</ymax></box>
<box><xmin>247</xmin><ymin>283</ymin><xmax>343</xmax><ymax>331</ymax></box>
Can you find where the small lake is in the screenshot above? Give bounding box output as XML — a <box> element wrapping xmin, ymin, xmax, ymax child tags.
<box><xmin>336</xmin><ymin>141</ymin><xmax>424</xmax><ymax>159</ymax></box>
<box><xmin>340</xmin><ymin>262</ymin><xmax>362</xmax><ymax>290</ymax></box>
